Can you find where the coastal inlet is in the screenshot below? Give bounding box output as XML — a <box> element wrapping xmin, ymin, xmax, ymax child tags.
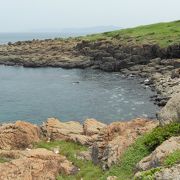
<box><xmin>0</xmin><ymin>65</ymin><xmax>158</xmax><ymax>124</ymax></box>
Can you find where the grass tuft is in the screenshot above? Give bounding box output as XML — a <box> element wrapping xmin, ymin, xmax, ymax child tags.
<box><xmin>163</xmin><ymin>150</ymin><xmax>180</xmax><ymax>166</ymax></box>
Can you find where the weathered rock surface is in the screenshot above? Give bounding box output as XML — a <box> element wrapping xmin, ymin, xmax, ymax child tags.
<box><xmin>0</xmin><ymin>148</ymin><xmax>78</xmax><ymax>180</ymax></box>
<box><xmin>136</xmin><ymin>136</ymin><xmax>180</xmax><ymax>171</ymax></box>
<box><xmin>158</xmin><ymin>92</ymin><xmax>180</xmax><ymax>125</ymax></box>
<box><xmin>154</xmin><ymin>164</ymin><xmax>180</xmax><ymax>180</ymax></box>
<box><xmin>83</xmin><ymin>118</ymin><xmax>107</xmax><ymax>136</ymax></box>
<box><xmin>41</xmin><ymin>118</ymin><xmax>106</xmax><ymax>145</ymax></box>
<box><xmin>91</xmin><ymin>118</ymin><xmax>158</xmax><ymax>169</ymax></box>
<box><xmin>0</xmin><ymin>121</ymin><xmax>41</xmax><ymax>150</ymax></box>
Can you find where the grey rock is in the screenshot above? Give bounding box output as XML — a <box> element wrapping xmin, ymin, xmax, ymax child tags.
<box><xmin>157</xmin><ymin>92</ymin><xmax>180</xmax><ymax>125</ymax></box>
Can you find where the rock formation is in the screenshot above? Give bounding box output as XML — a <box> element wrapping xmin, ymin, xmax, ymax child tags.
<box><xmin>41</xmin><ymin>118</ymin><xmax>106</xmax><ymax>145</ymax></box>
<box><xmin>0</xmin><ymin>121</ymin><xmax>41</xmax><ymax>150</ymax></box>
<box><xmin>158</xmin><ymin>92</ymin><xmax>180</xmax><ymax>125</ymax></box>
<box><xmin>154</xmin><ymin>164</ymin><xmax>180</xmax><ymax>180</ymax></box>
<box><xmin>91</xmin><ymin>118</ymin><xmax>158</xmax><ymax>169</ymax></box>
<box><xmin>0</xmin><ymin>148</ymin><xmax>78</xmax><ymax>180</ymax></box>
<box><xmin>136</xmin><ymin>136</ymin><xmax>180</xmax><ymax>171</ymax></box>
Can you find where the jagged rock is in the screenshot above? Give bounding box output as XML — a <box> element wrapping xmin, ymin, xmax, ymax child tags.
<box><xmin>154</xmin><ymin>164</ymin><xmax>180</xmax><ymax>180</ymax></box>
<box><xmin>157</xmin><ymin>92</ymin><xmax>180</xmax><ymax>125</ymax></box>
<box><xmin>167</xmin><ymin>44</ymin><xmax>180</xmax><ymax>58</ymax></box>
<box><xmin>41</xmin><ymin>118</ymin><xmax>83</xmax><ymax>139</ymax></box>
<box><xmin>91</xmin><ymin>118</ymin><xmax>158</xmax><ymax>169</ymax></box>
<box><xmin>171</xmin><ymin>68</ymin><xmax>180</xmax><ymax>78</ymax></box>
<box><xmin>41</xmin><ymin>118</ymin><xmax>102</xmax><ymax>145</ymax></box>
<box><xmin>0</xmin><ymin>121</ymin><xmax>41</xmax><ymax>150</ymax></box>
<box><xmin>136</xmin><ymin>136</ymin><xmax>180</xmax><ymax>171</ymax></box>
<box><xmin>83</xmin><ymin>118</ymin><xmax>107</xmax><ymax>136</ymax></box>
<box><xmin>0</xmin><ymin>148</ymin><xmax>78</xmax><ymax>180</ymax></box>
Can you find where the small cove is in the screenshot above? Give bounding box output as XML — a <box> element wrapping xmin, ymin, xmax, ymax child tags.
<box><xmin>0</xmin><ymin>65</ymin><xmax>158</xmax><ymax>124</ymax></box>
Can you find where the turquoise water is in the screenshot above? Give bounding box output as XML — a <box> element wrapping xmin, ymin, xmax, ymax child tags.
<box><xmin>0</xmin><ymin>66</ymin><xmax>158</xmax><ymax>124</ymax></box>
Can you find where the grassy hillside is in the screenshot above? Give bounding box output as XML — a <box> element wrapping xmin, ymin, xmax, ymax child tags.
<box><xmin>33</xmin><ymin>123</ymin><xmax>180</xmax><ymax>180</ymax></box>
<box><xmin>83</xmin><ymin>20</ymin><xmax>180</xmax><ymax>47</ymax></box>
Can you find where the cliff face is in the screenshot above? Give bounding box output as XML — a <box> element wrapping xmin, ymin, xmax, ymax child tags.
<box><xmin>76</xmin><ymin>40</ymin><xmax>180</xmax><ymax>72</ymax></box>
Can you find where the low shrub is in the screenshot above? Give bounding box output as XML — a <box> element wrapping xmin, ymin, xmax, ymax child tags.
<box><xmin>143</xmin><ymin>123</ymin><xmax>180</xmax><ymax>151</ymax></box>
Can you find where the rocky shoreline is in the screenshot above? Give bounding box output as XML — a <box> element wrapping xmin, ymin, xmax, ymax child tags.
<box><xmin>0</xmin><ymin>118</ymin><xmax>157</xmax><ymax>179</ymax></box>
<box><xmin>0</xmin><ymin>116</ymin><xmax>179</xmax><ymax>179</ymax></box>
<box><xmin>0</xmin><ymin>38</ymin><xmax>179</xmax><ymax>107</ymax></box>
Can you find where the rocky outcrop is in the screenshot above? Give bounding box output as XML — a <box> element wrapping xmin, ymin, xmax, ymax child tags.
<box><xmin>91</xmin><ymin>118</ymin><xmax>158</xmax><ymax>169</ymax></box>
<box><xmin>83</xmin><ymin>118</ymin><xmax>107</xmax><ymax>136</ymax></box>
<box><xmin>0</xmin><ymin>121</ymin><xmax>41</xmax><ymax>150</ymax></box>
<box><xmin>136</xmin><ymin>136</ymin><xmax>180</xmax><ymax>171</ymax></box>
<box><xmin>154</xmin><ymin>164</ymin><xmax>180</xmax><ymax>180</ymax></box>
<box><xmin>41</xmin><ymin>118</ymin><xmax>106</xmax><ymax>145</ymax></box>
<box><xmin>157</xmin><ymin>92</ymin><xmax>180</xmax><ymax>125</ymax></box>
<box><xmin>0</xmin><ymin>148</ymin><xmax>78</xmax><ymax>180</ymax></box>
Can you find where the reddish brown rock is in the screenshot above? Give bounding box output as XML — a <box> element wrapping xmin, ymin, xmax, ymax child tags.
<box><xmin>0</xmin><ymin>148</ymin><xmax>78</xmax><ymax>180</ymax></box>
<box><xmin>91</xmin><ymin>118</ymin><xmax>158</xmax><ymax>169</ymax></box>
<box><xmin>0</xmin><ymin>121</ymin><xmax>41</xmax><ymax>150</ymax></box>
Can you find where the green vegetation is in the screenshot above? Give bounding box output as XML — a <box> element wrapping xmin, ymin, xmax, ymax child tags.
<box><xmin>83</xmin><ymin>20</ymin><xmax>180</xmax><ymax>47</ymax></box>
<box><xmin>34</xmin><ymin>123</ymin><xmax>180</xmax><ymax>180</ymax></box>
<box><xmin>164</xmin><ymin>150</ymin><xmax>180</xmax><ymax>166</ymax></box>
<box><xmin>0</xmin><ymin>156</ymin><xmax>9</xmax><ymax>163</ymax></box>
<box><xmin>34</xmin><ymin>141</ymin><xmax>103</xmax><ymax>180</ymax></box>
<box><xmin>143</xmin><ymin>123</ymin><xmax>180</xmax><ymax>151</ymax></box>
<box><xmin>100</xmin><ymin>135</ymin><xmax>151</xmax><ymax>180</ymax></box>
<box><xmin>134</xmin><ymin>167</ymin><xmax>162</xmax><ymax>180</ymax></box>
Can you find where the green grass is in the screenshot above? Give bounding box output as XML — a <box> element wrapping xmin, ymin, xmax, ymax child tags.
<box><xmin>82</xmin><ymin>20</ymin><xmax>180</xmax><ymax>47</ymax></box>
<box><xmin>143</xmin><ymin>123</ymin><xmax>180</xmax><ymax>151</ymax></box>
<box><xmin>34</xmin><ymin>141</ymin><xmax>104</xmax><ymax>180</ymax></box>
<box><xmin>34</xmin><ymin>123</ymin><xmax>180</xmax><ymax>180</ymax></box>
<box><xmin>100</xmin><ymin>135</ymin><xmax>151</xmax><ymax>180</ymax></box>
<box><xmin>134</xmin><ymin>167</ymin><xmax>162</xmax><ymax>180</ymax></box>
<box><xmin>164</xmin><ymin>150</ymin><xmax>180</xmax><ymax>166</ymax></box>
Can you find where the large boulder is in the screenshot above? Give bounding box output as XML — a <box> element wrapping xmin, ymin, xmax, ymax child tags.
<box><xmin>91</xmin><ymin>118</ymin><xmax>158</xmax><ymax>169</ymax></box>
<box><xmin>136</xmin><ymin>136</ymin><xmax>180</xmax><ymax>171</ymax></box>
<box><xmin>157</xmin><ymin>92</ymin><xmax>180</xmax><ymax>125</ymax></box>
<box><xmin>83</xmin><ymin>118</ymin><xmax>107</xmax><ymax>136</ymax></box>
<box><xmin>41</xmin><ymin>118</ymin><xmax>106</xmax><ymax>145</ymax></box>
<box><xmin>0</xmin><ymin>148</ymin><xmax>78</xmax><ymax>179</ymax></box>
<box><xmin>0</xmin><ymin>121</ymin><xmax>41</xmax><ymax>150</ymax></box>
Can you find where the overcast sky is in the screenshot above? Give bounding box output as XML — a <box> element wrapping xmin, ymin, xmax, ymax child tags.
<box><xmin>0</xmin><ymin>0</ymin><xmax>179</xmax><ymax>32</ymax></box>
